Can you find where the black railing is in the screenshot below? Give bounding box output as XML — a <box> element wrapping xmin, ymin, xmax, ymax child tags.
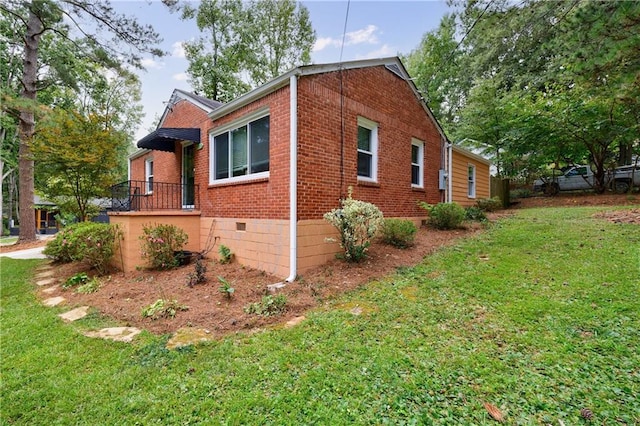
<box><xmin>110</xmin><ymin>180</ymin><xmax>199</xmax><ymax>211</ymax></box>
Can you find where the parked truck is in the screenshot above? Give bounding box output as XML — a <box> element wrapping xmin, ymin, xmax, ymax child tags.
<box><xmin>533</xmin><ymin>164</ymin><xmax>640</xmax><ymax>195</ymax></box>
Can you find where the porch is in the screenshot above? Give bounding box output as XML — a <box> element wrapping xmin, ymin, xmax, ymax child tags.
<box><xmin>109</xmin><ymin>180</ymin><xmax>201</xmax><ymax>272</ymax></box>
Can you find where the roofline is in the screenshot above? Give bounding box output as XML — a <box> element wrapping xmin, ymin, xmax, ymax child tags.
<box><xmin>452</xmin><ymin>144</ymin><xmax>492</xmax><ymax>165</ymax></box>
<box><xmin>129</xmin><ymin>148</ymin><xmax>152</xmax><ymax>160</ymax></box>
<box><xmin>208</xmin><ymin>56</ymin><xmax>451</xmax><ymax>143</ymax></box>
<box><xmin>158</xmin><ymin>89</ymin><xmax>220</xmax><ymax>127</ymax></box>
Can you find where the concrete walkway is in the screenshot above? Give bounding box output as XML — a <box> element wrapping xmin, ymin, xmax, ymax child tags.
<box><xmin>0</xmin><ymin>246</ymin><xmax>46</xmax><ymax>259</ymax></box>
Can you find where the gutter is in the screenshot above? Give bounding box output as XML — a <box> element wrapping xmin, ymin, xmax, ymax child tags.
<box><xmin>286</xmin><ymin>74</ymin><xmax>298</xmax><ymax>282</ymax></box>
<box><xmin>448</xmin><ymin>142</ymin><xmax>453</xmax><ymax>203</ymax></box>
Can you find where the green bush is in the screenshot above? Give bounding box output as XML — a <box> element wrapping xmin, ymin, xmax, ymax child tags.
<box><xmin>464</xmin><ymin>206</ymin><xmax>487</xmax><ymax>222</ymax></box>
<box><xmin>218</xmin><ymin>245</ymin><xmax>232</xmax><ymax>264</ymax></box>
<box><xmin>140</xmin><ymin>223</ymin><xmax>188</xmax><ymax>270</ymax></box>
<box><xmin>510</xmin><ymin>188</ymin><xmax>532</xmax><ymax>199</ymax></box>
<box><xmin>476</xmin><ymin>197</ymin><xmax>503</xmax><ymax>212</ymax></box>
<box><xmin>419</xmin><ymin>202</ymin><xmax>466</xmax><ymax>230</ymax></box>
<box><xmin>380</xmin><ymin>218</ymin><xmax>417</xmax><ymax>248</ymax></box>
<box><xmin>244</xmin><ymin>294</ymin><xmax>287</xmax><ymax>316</ymax></box>
<box><xmin>324</xmin><ymin>188</ymin><xmax>384</xmax><ymax>262</ymax></box>
<box><xmin>44</xmin><ymin>225</ymin><xmax>79</xmax><ymax>263</ymax></box>
<box><xmin>44</xmin><ymin>222</ymin><xmax>120</xmax><ymax>274</ymax></box>
<box><xmin>141</xmin><ymin>299</ymin><xmax>188</xmax><ymax>320</ymax></box>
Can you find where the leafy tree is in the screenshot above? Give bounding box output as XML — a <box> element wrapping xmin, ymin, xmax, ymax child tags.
<box><xmin>0</xmin><ymin>0</ymin><xmax>162</xmax><ymax>241</ymax></box>
<box><xmin>413</xmin><ymin>0</ymin><xmax>640</xmax><ymax>185</ymax></box>
<box><xmin>32</xmin><ymin>108</ymin><xmax>127</xmax><ymax>220</ymax></box>
<box><xmin>244</xmin><ymin>0</ymin><xmax>315</xmax><ymax>86</ymax></box>
<box><xmin>176</xmin><ymin>0</ymin><xmax>315</xmax><ymax>101</ymax></box>
<box><xmin>179</xmin><ymin>0</ymin><xmax>250</xmax><ymax>102</ymax></box>
<box><xmin>405</xmin><ymin>14</ymin><xmax>467</xmax><ymax>134</ymax></box>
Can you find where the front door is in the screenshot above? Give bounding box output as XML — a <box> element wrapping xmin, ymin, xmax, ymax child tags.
<box><xmin>182</xmin><ymin>144</ymin><xmax>195</xmax><ymax>209</ymax></box>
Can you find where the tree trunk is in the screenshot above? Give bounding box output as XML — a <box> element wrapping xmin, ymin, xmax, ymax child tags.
<box><xmin>18</xmin><ymin>8</ymin><xmax>43</xmax><ymax>242</ymax></box>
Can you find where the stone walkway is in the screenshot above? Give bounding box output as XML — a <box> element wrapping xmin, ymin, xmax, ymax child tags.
<box><xmin>34</xmin><ymin>262</ymin><xmax>143</xmax><ymax>343</ymax></box>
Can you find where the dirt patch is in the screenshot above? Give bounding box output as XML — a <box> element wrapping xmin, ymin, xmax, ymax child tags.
<box><xmin>34</xmin><ymin>193</ymin><xmax>638</xmax><ymax>336</ymax></box>
<box><xmin>513</xmin><ymin>192</ymin><xmax>639</xmax><ymax>209</ymax></box>
<box><xmin>0</xmin><ymin>238</ymin><xmax>48</xmax><ymax>253</ymax></box>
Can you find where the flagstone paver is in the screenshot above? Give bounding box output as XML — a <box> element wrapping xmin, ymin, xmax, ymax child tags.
<box><xmin>84</xmin><ymin>327</ymin><xmax>142</xmax><ymax>343</ymax></box>
<box><xmin>35</xmin><ymin>270</ymin><xmax>54</xmax><ymax>279</ymax></box>
<box><xmin>284</xmin><ymin>316</ymin><xmax>306</xmax><ymax>328</ymax></box>
<box><xmin>43</xmin><ymin>296</ymin><xmax>65</xmax><ymax>307</ymax></box>
<box><xmin>166</xmin><ymin>328</ymin><xmax>214</xmax><ymax>349</ymax></box>
<box><xmin>59</xmin><ymin>306</ymin><xmax>90</xmax><ymax>322</ymax></box>
<box><xmin>36</xmin><ymin>278</ymin><xmax>56</xmax><ymax>286</ymax></box>
<box><xmin>42</xmin><ymin>287</ymin><xmax>57</xmax><ymax>294</ymax></box>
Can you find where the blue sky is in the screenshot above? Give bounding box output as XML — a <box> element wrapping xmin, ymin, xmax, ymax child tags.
<box><xmin>113</xmin><ymin>1</ymin><xmax>452</xmax><ymax>141</ymax></box>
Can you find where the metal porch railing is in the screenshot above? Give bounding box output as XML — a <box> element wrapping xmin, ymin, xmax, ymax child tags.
<box><xmin>110</xmin><ymin>180</ymin><xmax>199</xmax><ymax>211</ymax></box>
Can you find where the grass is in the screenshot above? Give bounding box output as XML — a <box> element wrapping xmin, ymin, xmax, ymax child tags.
<box><xmin>1</xmin><ymin>206</ymin><xmax>639</xmax><ymax>424</ymax></box>
<box><xmin>0</xmin><ymin>236</ymin><xmax>18</xmax><ymax>245</ymax></box>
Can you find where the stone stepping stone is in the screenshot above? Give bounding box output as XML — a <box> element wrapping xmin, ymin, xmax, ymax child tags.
<box><xmin>166</xmin><ymin>328</ymin><xmax>214</xmax><ymax>350</ymax></box>
<box><xmin>59</xmin><ymin>306</ymin><xmax>90</xmax><ymax>322</ymax></box>
<box><xmin>284</xmin><ymin>316</ymin><xmax>306</xmax><ymax>328</ymax></box>
<box><xmin>36</xmin><ymin>278</ymin><xmax>56</xmax><ymax>287</ymax></box>
<box><xmin>43</xmin><ymin>296</ymin><xmax>65</xmax><ymax>307</ymax></box>
<box><xmin>42</xmin><ymin>287</ymin><xmax>57</xmax><ymax>294</ymax></box>
<box><xmin>35</xmin><ymin>270</ymin><xmax>54</xmax><ymax>279</ymax></box>
<box><xmin>84</xmin><ymin>327</ymin><xmax>142</xmax><ymax>343</ymax></box>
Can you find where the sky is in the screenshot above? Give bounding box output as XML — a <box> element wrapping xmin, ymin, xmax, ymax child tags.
<box><xmin>112</xmin><ymin>1</ymin><xmax>452</xmax><ymax>142</ymax></box>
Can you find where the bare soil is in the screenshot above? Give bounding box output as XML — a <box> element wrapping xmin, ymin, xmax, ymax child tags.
<box><xmin>13</xmin><ymin>192</ymin><xmax>640</xmax><ymax>336</ymax></box>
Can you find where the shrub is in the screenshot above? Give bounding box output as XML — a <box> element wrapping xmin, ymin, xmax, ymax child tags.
<box><xmin>510</xmin><ymin>188</ymin><xmax>532</xmax><ymax>199</ymax></box>
<box><xmin>186</xmin><ymin>257</ymin><xmax>207</xmax><ymax>287</ymax></box>
<box><xmin>44</xmin><ymin>225</ymin><xmax>79</xmax><ymax>263</ymax></box>
<box><xmin>218</xmin><ymin>245</ymin><xmax>232</xmax><ymax>264</ymax></box>
<box><xmin>476</xmin><ymin>197</ymin><xmax>503</xmax><ymax>212</ymax></box>
<box><xmin>44</xmin><ymin>222</ymin><xmax>120</xmax><ymax>274</ymax></box>
<box><xmin>217</xmin><ymin>276</ymin><xmax>235</xmax><ymax>299</ymax></box>
<box><xmin>141</xmin><ymin>299</ymin><xmax>188</xmax><ymax>320</ymax></box>
<box><xmin>419</xmin><ymin>202</ymin><xmax>465</xmax><ymax>230</ymax></box>
<box><xmin>63</xmin><ymin>272</ymin><xmax>90</xmax><ymax>289</ymax></box>
<box><xmin>324</xmin><ymin>188</ymin><xmax>384</xmax><ymax>262</ymax></box>
<box><xmin>76</xmin><ymin>278</ymin><xmax>101</xmax><ymax>294</ymax></box>
<box><xmin>465</xmin><ymin>206</ymin><xmax>487</xmax><ymax>222</ymax></box>
<box><xmin>140</xmin><ymin>223</ymin><xmax>188</xmax><ymax>270</ymax></box>
<box><xmin>244</xmin><ymin>294</ymin><xmax>287</xmax><ymax>316</ymax></box>
<box><xmin>380</xmin><ymin>218</ymin><xmax>417</xmax><ymax>248</ymax></box>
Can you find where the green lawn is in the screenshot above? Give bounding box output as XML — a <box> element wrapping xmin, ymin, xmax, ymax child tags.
<box><xmin>1</xmin><ymin>206</ymin><xmax>638</xmax><ymax>424</ymax></box>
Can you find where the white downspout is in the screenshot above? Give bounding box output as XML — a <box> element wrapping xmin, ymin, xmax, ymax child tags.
<box><xmin>286</xmin><ymin>74</ymin><xmax>298</xmax><ymax>282</ymax></box>
<box><xmin>447</xmin><ymin>142</ymin><xmax>453</xmax><ymax>203</ymax></box>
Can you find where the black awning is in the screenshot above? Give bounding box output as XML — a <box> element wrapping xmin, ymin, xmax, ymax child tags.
<box><xmin>137</xmin><ymin>128</ymin><xmax>201</xmax><ymax>152</ymax></box>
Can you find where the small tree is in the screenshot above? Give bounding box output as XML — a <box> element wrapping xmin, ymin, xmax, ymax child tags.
<box><xmin>324</xmin><ymin>189</ymin><xmax>383</xmax><ymax>262</ymax></box>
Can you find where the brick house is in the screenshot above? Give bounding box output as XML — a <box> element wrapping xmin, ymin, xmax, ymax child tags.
<box><xmin>112</xmin><ymin>57</ymin><xmax>488</xmax><ymax>279</ymax></box>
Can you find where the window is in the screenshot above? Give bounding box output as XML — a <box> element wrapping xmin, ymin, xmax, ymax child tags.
<box><xmin>411</xmin><ymin>139</ymin><xmax>424</xmax><ymax>188</ymax></box>
<box><xmin>357</xmin><ymin>117</ymin><xmax>378</xmax><ymax>182</ymax></box>
<box><xmin>145</xmin><ymin>158</ymin><xmax>154</xmax><ymax>194</ymax></box>
<box><xmin>211</xmin><ymin>114</ymin><xmax>270</xmax><ymax>183</ymax></box>
<box><xmin>468</xmin><ymin>164</ymin><xmax>476</xmax><ymax>198</ymax></box>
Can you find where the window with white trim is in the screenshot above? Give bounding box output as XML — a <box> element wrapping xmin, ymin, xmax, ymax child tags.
<box><xmin>357</xmin><ymin>117</ymin><xmax>378</xmax><ymax>182</ymax></box>
<box><xmin>145</xmin><ymin>158</ymin><xmax>154</xmax><ymax>194</ymax></box>
<box><xmin>211</xmin><ymin>114</ymin><xmax>270</xmax><ymax>183</ymax></box>
<box><xmin>468</xmin><ymin>164</ymin><xmax>476</xmax><ymax>198</ymax></box>
<box><xmin>411</xmin><ymin>139</ymin><xmax>424</xmax><ymax>188</ymax></box>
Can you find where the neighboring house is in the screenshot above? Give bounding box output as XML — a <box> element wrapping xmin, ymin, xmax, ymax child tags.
<box><xmin>34</xmin><ymin>195</ymin><xmax>59</xmax><ymax>234</ymax></box>
<box><xmin>446</xmin><ymin>145</ymin><xmax>491</xmax><ymax>207</ymax></box>
<box><xmin>111</xmin><ymin>57</ymin><xmax>490</xmax><ymax>279</ymax></box>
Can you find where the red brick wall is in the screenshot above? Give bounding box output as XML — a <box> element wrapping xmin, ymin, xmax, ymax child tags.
<box><xmin>296</xmin><ymin>66</ymin><xmax>443</xmax><ymax>220</ymax></box>
<box><xmin>199</xmin><ymin>87</ymin><xmax>291</xmax><ymax>219</ymax></box>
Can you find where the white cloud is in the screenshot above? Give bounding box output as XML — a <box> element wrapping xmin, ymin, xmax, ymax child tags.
<box><xmin>173</xmin><ymin>72</ymin><xmax>188</xmax><ymax>81</ymax></box>
<box><xmin>356</xmin><ymin>43</ymin><xmax>396</xmax><ymax>60</ymax></box>
<box><xmin>345</xmin><ymin>25</ymin><xmax>379</xmax><ymax>46</ymax></box>
<box><xmin>312</xmin><ymin>24</ymin><xmax>380</xmax><ymax>52</ymax></box>
<box><xmin>172</xmin><ymin>41</ymin><xmax>186</xmax><ymax>58</ymax></box>
<box><xmin>141</xmin><ymin>57</ymin><xmax>164</xmax><ymax>70</ymax></box>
